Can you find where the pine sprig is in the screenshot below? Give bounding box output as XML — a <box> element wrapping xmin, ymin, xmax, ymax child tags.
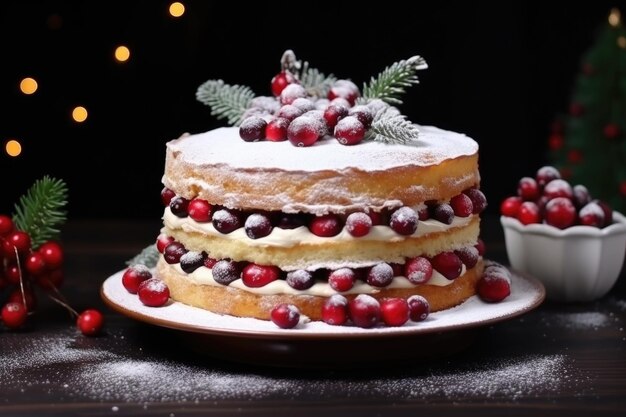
<box><xmin>126</xmin><ymin>244</ymin><xmax>159</xmax><ymax>268</ymax></box>
<box><xmin>12</xmin><ymin>176</ymin><xmax>68</xmax><ymax>248</ymax></box>
<box><xmin>366</xmin><ymin>108</ymin><xmax>420</xmax><ymax>145</ymax></box>
<box><xmin>196</xmin><ymin>79</ymin><xmax>255</xmax><ymax>126</ymax></box>
<box><xmin>280</xmin><ymin>50</ymin><xmax>336</xmax><ymax>98</ymax></box>
<box><xmin>362</xmin><ymin>55</ymin><xmax>428</xmax><ymax>105</ymax></box>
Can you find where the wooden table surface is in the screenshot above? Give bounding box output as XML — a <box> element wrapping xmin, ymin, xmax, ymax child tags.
<box><xmin>1</xmin><ymin>216</ymin><xmax>625</xmax><ymax>417</ymax></box>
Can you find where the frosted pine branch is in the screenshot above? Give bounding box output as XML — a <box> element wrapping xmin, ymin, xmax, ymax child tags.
<box><xmin>366</xmin><ymin>109</ymin><xmax>420</xmax><ymax>144</ymax></box>
<box><xmin>126</xmin><ymin>244</ymin><xmax>159</xmax><ymax>268</ymax></box>
<box><xmin>299</xmin><ymin>61</ymin><xmax>336</xmax><ymax>98</ymax></box>
<box><xmin>196</xmin><ymin>80</ymin><xmax>255</xmax><ymax>126</ymax></box>
<box><xmin>362</xmin><ymin>55</ymin><xmax>428</xmax><ymax>105</ymax></box>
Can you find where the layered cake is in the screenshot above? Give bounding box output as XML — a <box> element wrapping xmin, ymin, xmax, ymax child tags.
<box><xmin>153</xmin><ymin>51</ymin><xmax>491</xmax><ymax>326</ymax></box>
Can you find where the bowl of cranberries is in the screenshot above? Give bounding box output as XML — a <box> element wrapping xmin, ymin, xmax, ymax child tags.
<box><xmin>500</xmin><ymin>166</ymin><xmax>626</xmax><ymax>302</ymax></box>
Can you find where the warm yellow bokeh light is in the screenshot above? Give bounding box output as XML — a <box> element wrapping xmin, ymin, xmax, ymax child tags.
<box><xmin>169</xmin><ymin>2</ymin><xmax>185</xmax><ymax>17</ymax></box>
<box><xmin>20</xmin><ymin>77</ymin><xmax>38</xmax><ymax>95</ymax></box>
<box><xmin>114</xmin><ymin>45</ymin><xmax>131</xmax><ymax>62</ymax></box>
<box><xmin>5</xmin><ymin>140</ymin><xmax>22</xmax><ymax>157</ymax></box>
<box><xmin>72</xmin><ymin>106</ymin><xmax>88</xmax><ymax>123</ymax></box>
<box><xmin>618</xmin><ymin>36</ymin><xmax>626</xmax><ymax>49</ymax></box>
<box><xmin>609</xmin><ymin>8</ymin><xmax>621</xmax><ymax>27</ymax></box>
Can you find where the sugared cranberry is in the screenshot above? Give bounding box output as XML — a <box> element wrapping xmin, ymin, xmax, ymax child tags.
<box><xmin>239</xmin><ymin>116</ymin><xmax>267</xmax><ymax>142</ymax></box>
<box><xmin>500</xmin><ymin>196</ymin><xmax>522</xmax><ymax>217</ymax></box>
<box><xmin>517</xmin><ymin>177</ymin><xmax>540</xmax><ymax>200</ymax></box>
<box><xmin>244</xmin><ymin>213</ymin><xmax>273</xmax><ymax>239</ymax></box>
<box><xmin>404</xmin><ymin>257</ymin><xmax>433</xmax><ymax>284</ymax></box>
<box><xmin>156</xmin><ymin>234</ymin><xmax>175</xmax><ymax>254</ymax></box>
<box><xmin>203</xmin><ymin>256</ymin><xmax>218</xmax><ymax>269</ymax></box>
<box><xmin>543</xmin><ymin>179</ymin><xmax>574</xmax><ymax>200</ymax></box>
<box><xmin>180</xmin><ymin>251</ymin><xmax>206</xmax><ymax>273</ymax></box>
<box><xmin>368</xmin><ymin>211</ymin><xmax>385</xmax><ymax>225</ymax></box>
<box><xmin>328</xmin><ymin>268</ymin><xmax>355</xmax><ymax>292</ymax></box>
<box><xmin>291</xmin><ymin>97</ymin><xmax>316</xmax><ymax>113</ymax></box>
<box><xmin>137</xmin><ymin>278</ymin><xmax>170</xmax><ymax>307</ymax></box>
<box><xmin>367</xmin><ymin>263</ymin><xmax>394</xmax><ymax>287</ymax></box>
<box><xmin>163</xmin><ymin>241</ymin><xmax>187</xmax><ymax>264</ymax></box>
<box><xmin>544</xmin><ymin>197</ymin><xmax>576</xmax><ymax>229</ymax></box>
<box><xmin>270</xmin><ymin>303</ymin><xmax>300</xmax><ymax>329</ymax></box>
<box><xmin>330</xmin><ymin>97</ymin><xmax>351</xmax><ymax>109</ymax></box>
<box><xmin>463</xmin><ymin>188</ymin><xmax>488</xmax><ymax>214</ymax></box>
<box><xmin>276</xmin><ymin>104</ymin><xmax>303</xmax><ymax>122</ymax></box>
<box><xmin>517</xmin><ymin>201</ymin><xmax>541</xmax><ymax>225</ymax></box>
<box><xmin>349</xmin><ymin>294</ymin><xmax>380</xmax><ymax>328</ymax></box>
<box><xmin>417</xmin><ymin>206</ymin><xmax>430</xmax><ymax>220</ymax></box>
<box><xmin>322</xmin><ymin>294</ymin><xmax>349</xmax><ymax>326</ymax></box>
<box><xmin>265</xmin><ymin>117</ymin><xmax>290</xmax><ymax>142</ymax></box>
<box><xmin>0</xmin><ymin>215</ymin><xmax>14</xmax><ymax>236</ymax></box>
<box><xmin>286</xmin><ymin>269</ymin><xmax>315</xmax><ymax>290</ymax></box>
<box><xmin>345</xmin><ymin>212</ymin><xmax>372</xmax><ymax>237</ymax></box>
<box><xmin>430</xmin><ymin>251</ymin><xmax>463</xmax><ymax>280</ymax></box>
<box><xmin>432</xmin><ymin>203</ymin><xmax>455</xmax><ymax>225</ymax></box>
<box><xmin>323</xmin><ymin>104</ymin><xmax>349</xmax><ymax>129</ymax></box>
<box><xmin>76</xmin><ymin>309</ymin><xmax>104</xmax><ymax>336</ymax></box>
<box><xmin>309</xmin><ymin>214</ymin><xmax>342</xmax><ymax>237</ymax></box>
<box><xmin>280</xmin><ymin>83</ymin><xmax>307</xmax><ymax>105</ymax></box>
<box><xmin>328</xmin><ymin>80</ymin><xmax>360</xmax><ymax>106</ymax></box>
<box><xmin>475</xmin><ymin>238</ymin><xmax>486</xmax><ymax>256</ymax></box>
<box><xmin>454</xmin><ymin>246</ymin><xmax>479</xmax><ymax>269</ymax></box>
<box><xmin>169</xmin><ymin>196</ymin><xmax>190</xmax><ymax>218</ymax></box>
<box><xmin>271</xmin><ymin>70</ymin><xmax>296</xmax><ymax>97</ymax></box>
<box><xmin>212</xmin><ymin>260</ymin><xmax>241</xmax><ymax>285</ymax></box>
<box><xmin>1</xmin><ymin>302</ymin><xmax>27</xmax><ymax>329</ymax></box>
<box><xmin>477</xmin><ymin>268</ymin><xmax>511</xmax><ymax>302</ymax></box>
<box><xmin>5</xmin><ymin>231</ymin><xmax>31</xmax><ymax>254</ymax></box>
<box><xmin>188</xmin><ymin>199</ymin><xmax>212</xmax><ymax>222</ymax></box>
<box><xmin>38</xmin><ymin>240</ymin><xmax>63</xmax><ymax>269</ymax></box>
<box><xmin>593</xmin><ymin>200</ymin><xmax>613</xmax><ymax>227</ymax></box>
<box><xmin>334</xmin><ymin>116</ymin><xmax>365</xmax><ymax>146</ymax></box>
<box><xmin>24</xmin><ymin>252</ymin><xmax>46</xmax><ymax>276</ymax></box>
<box><xmin>277</xmin><ymin>213</ymin><xmax>309</xmax><ymax>229</ymax></box>
<box><xmin>450</xmin><ymin>194</ymin><xmax>473</xmax><ymax>217</ymax></box>
<box><xmin>241</xmin><ymin>263</ymin><xmax>281</xmax><ymax>288</ymax></box>
<box><xmin>212</xmin><ymin>209</ymin><xmax>242</xmax><ymax>234</ymax></box>
<box><xmin>535</xmin><ymin>165</ymin><xmax>561</xmax><ymax>188</ymax></box>
<box><xmin>122</xmin><ymin>264</ymin><xmax>153</xmax><ymax>294</ymax></box>
<box><xmin>161</xmin><ymin>187</ymin><xmax>176</xmax><ymax>206</ymax></box>
<box><xmin>578</xmin><ymin>201</ymin><xmax>605</xmax><ymax>227</ymax></box>
<box><xmin>389</xmin><ymin>206</ymin><xmax>418</xmax><ymax>235</ymax></box>
<box><xmin>287</xmin><ymin>116</ymin><xmax>320</xmax><ymax>147</ymax></box>
<box><xmin>348</xmin><ymin>105</ymin><xmax>374</xmax><ymax>128</ymax></box>
<box><xmin>407</xmin><ymin>295</ymin><xmax>430</xmax><ymax>322</ymax></box>
<box><xmin>572</xmin><ymin>184</ymin><xmax>592</xmax><ymax>208</ymax></box>
<box><xmin>380</xmin><ymin>298</ymin><xmax>409</xmax><ymax>327</ymax></box>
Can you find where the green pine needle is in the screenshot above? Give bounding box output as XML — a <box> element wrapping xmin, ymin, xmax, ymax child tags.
<box><xmin>298</xmin><ymin>61</ymin><xmax>337</xmax><ymax>98</ymax></box>
<box><xmin>362</xmin><ymin>55</ymin><xmax>428</xmax><ymax>105</ymax></box>
<box><xmin>12</xmin><ymin>176</ymin><xmax>68</xmax><ymax>249</ymax></box>
<box><xmin>126</xmin><ymin>244</ymin><xmax>159</xmax><ymax>268</ymax></box>
<box><xmin>196</xmin><ymin>79</ymin><xmax>255</xmax><ymax>126</ymax></box>
<box><xmin>366</xmin><ymin>108</ymin><xmax>420</xmax><ymax>145</ymax></box>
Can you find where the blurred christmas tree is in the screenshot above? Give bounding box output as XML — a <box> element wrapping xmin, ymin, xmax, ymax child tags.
<box><xmin>548</xmin><ymin>8</ymin><xmax>626</xmax><ymax>212</ymax></box>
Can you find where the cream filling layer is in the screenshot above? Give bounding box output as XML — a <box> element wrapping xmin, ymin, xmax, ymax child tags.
<box><xmin>163</xmin><ymin>208</ymin><xmax>474</xmax><ymax>248</ymax></box>
<box><xmin>165</xmin><ymin>260</ymin><xmax>464</xmax><ymax>296</ymax></box>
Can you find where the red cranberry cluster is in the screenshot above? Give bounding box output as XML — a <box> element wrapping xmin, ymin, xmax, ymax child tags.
<box><xmin>121</xmin><ymin>264</ymin><xmax>170</xmax><ymax>307</ymax></box>
<box><xmin>500</xmin><ymin>165</ymin><xmax>614</xmax><ymax>229</ymax></box>
<box><xmin>161</xmin><ymin>186</ymin><xmax>488</xmax><ymax>239</ymax></box>
<box><xmin>0</xmin><ymin>215</ymin><xmax>102</xmax><ymax>335</ymax></box>
<box><xmin>239</xmin><ymin>73</ymin><xmax>373</xmax><ymax>147</ymax></box>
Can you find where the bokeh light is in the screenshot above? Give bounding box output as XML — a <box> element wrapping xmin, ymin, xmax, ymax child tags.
<box><xmin>169</xmin><ymin>2</ymin><xmax>185</xmax><ymax>18</ymax></box>
<box><xmin>72</xmin><ymin>106</ymin><xmax>88</xmax><ymax>123</ymax></box>
<box><xmin>114</xmin><ymin>45</ymin><xmax>131</xmax><ymax>62</ymax></box>
<box><xmin>20</xmin><ymin>77</ymin><xmax>38</xmax><ymax>95</ymax></box>
<box><xmin>5</xmin><ymin>140</ymin><xmax>22</xmax><ymax>157</ymax></box>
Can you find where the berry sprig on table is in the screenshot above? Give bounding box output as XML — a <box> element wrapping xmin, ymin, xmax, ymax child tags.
<box><xmin>0</xmin><ymin>176</ymin><xmax>103</xmax><ymax>336</ymax></box>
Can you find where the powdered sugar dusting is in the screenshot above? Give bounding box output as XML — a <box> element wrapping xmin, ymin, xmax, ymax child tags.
<box><xmin>551</xmin><ymin>312</ymin><xmax>611</xmax><ymax>330</ymax></box>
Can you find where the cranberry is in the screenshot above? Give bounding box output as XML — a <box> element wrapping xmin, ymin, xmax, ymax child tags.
<box><xmin>477</xmin><ymin>269</ymin><xmax>511</xmax><ymax>302</ymax></box>
<box><xmin>544</xmin><ymin>197</ymin><xmax>576</xmax><ymax>229</ymax></box>
<box><xmin>276</xmin><ymin>104</ymin><xmax>303</xmax><ymax>122</ymax></box>
<box><xmin>280</xmin><ymin>83</ymin><xmax>307</xmax><ymax>105</ymax></box>
<box><xmin>407</xmin><ymin>295</ymin><xmax>430</xmax><ymax>322</ymax></box>
<box><xmin>163</xmin><ymin>241</ymin><xmax>187</xmax><ymax>264</ymax></box>
<box><xmin>517</xmin><ymin>177</ymin><xmax>540</xmax><ymax>200</ymax></box>
<box><xmin>180</xmin><ymin>251</ymin><xmax>206</xmax><ymax>273</ymax></box>
<box><xmin>291</xmin><ymin>97</ymin><xmax>316</xmax><ymax>113</ymax></box>
<box><xmin>161</xmin><ymin>187</ymin><xmax>176</xmax><ymax>206</ymax></box>
<box><xmin>328</xmin><ymin>268</ymin><xmax>355</xmax><ymax>292</ymax></box>
<box><xmin>1</xmin><ymin>302</ymin><xmax>27</xmax><ymax>329</ymax></box>
<box><xmin>38</xmin><ymin>268</ymin><xmax>63</xmax><ymax>290</ymax></box>
<box><xmin>348</xmin><ymin>105</ymin><xmax>374</xmax><ymax>128</ymax></box>
<box><xmin>8</xmin><ymin>288</ymin><xmax>37</xmax><ymax>311</ymax></box>
<box><xmin>122</xmin><ymin>264</ymin><xmax>153</xmax><ymax>294</ymax></box>
<box><xmin>334</xmin><ymin>116</ymin><xmax>365</xmax><ymax>146</ymax></box>
<box><xmin>366</xmin><ymin>263</ymin><xmax>394</xmax><ymax>287</ymax></box>
<box><xmin>572</xmin><ymin>184</ymin><xmax>592</xmax><ymax>208</ymax></box>
<box><xmin>345</xmin><ymin>212</ymin><xmax>372</xmax><ymax>237</ymax></box>
<box><xmin>330</xmin><ymin>97</ymin><xmax>351</xmax><ymax>109</ymax></box>
<box><xmin>604</xmin><ymin>123</ymin><xmax>621</xmax><ymax>139</ymax></box>
<box><xmin>593</xmin><ymin>199</ymin><xmax>613</xmax><ymax>227</ymax></box>
<box><xmin>309</xmin><ymin>214</ymin><xmax>342</xmax><ymax>237</ymax></box>
<box><xmin>450</xmin><ymin>194</ymin><xmax>473</xmax><ymax>217</ymax></box>
<box><xmin>203</xmin><ymin>256</ymin><xmax>218</xmax><ymax>269</ymax></box>
<box><xmin>277</xmin><ymin>213</ymin><xmax>309</xmax><ymax>229</ymax></box>
<box><xmin>271</xmin><ymin>70</ymin><xmax>296</xmax><ymax>96</ymax></box>
<box><xmin>454</xmin><ymin>246</ymin><xmax>479</xmax><ymax>269</ymax></box>
<box><xmin>323</xmin><ymin>104</ymin><xmax>348</xmax><ymax>129</ymax></box>
<box><xmin>6</xmin><ymin>230</ymin><xmax>31</xmax><ymax>254</ymax></box>
<box><xmin>5</xmin><ymin>265</ymin><xmax>20</xmax><ymax>285</ymax></box>
<box><xmin>463</xmin><ymin>188</ymin><xmax>488</xmax><ymax>214</ymax></box>
<box><xmin>500</xmin><ymin>196</ymin><xmax>522</xmax><ymax>217</ymax></box>
<box><xmin>348</xmin><ymin>294</ymin><xmax>381</xmax><ymax>328</ymax></box>
<box><xmin>322</xmin><ymin>294</ymin><xmax>349</xmax><ymax>326</ymax></box>
<box><xmin>578</xmin><ymin>201</ymin><xmax>605</xmax><ymax>227</ymax></box>
<box><xmin>287</xmin><ymin>116</ymin><xmax>320</xmax><ymax>147</ymax></box>
<box><xmin>0</xmin><ymin>215</ymin><xmax>14</xmax><ymax>236</ymax></box>
<box><xmin>404</xmin><ymin>257</ymin><xmax>433</xmax><ymax>284</ymax></box>
<box><xmin>368</xmin><ymin>211</ymin><xmax>385</xmax><ymax>225</ymax></box>
<box><xmin>286</xmin><ymin>269</ymin><xmax>315</xmax><ymax>290</ymax></box>
<box><xmin>76</xmin><ymin>309</ymin><xmax>104</xmax><ymax>336</ymax></box>
<box><xmin>265</xmin><ymin>117</ymin><xmax>289</xmax><ymax>142</ymax></box>
<box><xmin>38</xmin><ymin>240</ymin><xmax>63</xmax><ymax>269</ymax></box>
<box><xmin>169</xmin><ymin>196</ymin><xmax>190</xmax><ymax>218</ymax></box>
<box><xmin>245</xmin><ymin>213</ymin><xmax>273</xmax><ymax>239</ymax></box>
<box><xmin>137</xmin><ymin>278</ymin><xmax>170</xmax><ymax>307</ymax></box>
<box><xmin>517</xmin><ymin>201</ymin><xmax>541</xmax><ymax>225</ymax></box>
<box><xmin>328</xmin><ymin>80</ymin><xmax>360</xmax><ymax>106</ymax></box>
<box><xmin>156</xmin><ymin>234</ymin><xmax>175</xmax><ymax>254</ymax></box>
<box><xmin>24</xmin><ymin>252</ymin><xmax>46</xmax><ymax>276</ymax></box>
<box><xmin>475</xmin><ymin>238</ymin><xmax>486</xmax><ymax>256</ymax></box>
<box><xmin>270</xmin><ymin>303</ymin><xmax>300</xmax><ymax>329</ymax></box>
<box><xmin>379</xmin><ymin>298</ymin><xmax>409</xmax><ymax>327</ymax></box>
<box><xmin>212</xmin><ymin>209</ymin><xmax>242</xmax><ymax>234</ymax></box>
<box><xmin>432</xmin><ymin>203</ymin><xmax>455</xmax><ymax>224</ymax></box>
<box><xmin>430</xmin><ymin>251</ymin><xmax>463</xmax><ymax>280</ymax></box>
<box><xmin>241</xmin><ymin>263</ymin><xmax>281</xmax><ymax>288</ymax></box>
<box><xmin>239</xmin><ymin>116</ymin><xmax>267</xmax><ymax>142</ymax></box>
<box><xmin>188</xmin><ymin>198</ymin><xmax>212</xmax><ymax>222</ymax></box>
<box><xmin>543</xmin><ymin>179</ymin><xmax>573</xmax><ymax>200</ymax></box>
<box><xmin>389</xmin><ymin>206</ymin><xmax>418</xmax><ymax>235</ymax></box>
<box><xmin>212</xmin><ymin>260</ymin><xmax>241</xmax><ymax>285</ymax></box>
<box><xmin>390</xmin><ymin>262</ymin><xmax>404</xmax><ymax>276</ymax></box>
<box><xmin>535</xmin><ymin>165</ymin><xmax>561</xmax><ymax>188</ymax></box>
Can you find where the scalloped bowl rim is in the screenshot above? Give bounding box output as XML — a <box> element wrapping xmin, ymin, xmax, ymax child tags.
<box><xmin>500</xmin><ymin>211</ymin><xmax>626</xmax><ymax>237</ymax></box>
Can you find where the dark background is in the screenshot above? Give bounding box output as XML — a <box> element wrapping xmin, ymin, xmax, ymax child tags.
<box><xmin>0</xmin><ymin>1</ymin><xmax>620</xmax><ymax>220</ymax></box>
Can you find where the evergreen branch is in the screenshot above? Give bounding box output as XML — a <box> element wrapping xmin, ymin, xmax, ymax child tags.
<box><xmin>298</xmin><ymin>61</ymin><xmax>337</xmax><ymax>98</ymax></box>
<box><xmin>126</xmin><ymin>244</ymin><xmax>159</xmax><ymax>268</ymax></box>
<box><xmin>12</xmin><ymin>176</ymin><xmax>68</xmax><ymax>248</ymax></box>
<box><xmin>362</xmin><ymin>55</ymin><xmax>428</xmax><ymax>105</ymax></box>
<box><xmin>196</xmin><ymin>79</ymin><xmax>255</xmax><ymax>126</ymax></box>
<box><xmin>366</xmin><ymin>108</ymin><xmax>420</xmax><ymax>144</ymax></box>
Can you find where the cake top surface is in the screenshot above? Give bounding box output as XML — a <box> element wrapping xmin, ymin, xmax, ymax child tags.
<box><xmin>168</xmin><ymin>125</ymin><xmax>478</xmax><ymax>172</ymax></box>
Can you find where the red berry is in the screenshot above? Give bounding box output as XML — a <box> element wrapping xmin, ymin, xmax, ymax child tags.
<box><xmin>450</xmin><ymin>194</ymin><xmax>473</xmax><ymax>217</ymax></box>
<box><xmin>368</xmin><ymin>211</ymin><xmax>385</xmax><ymax>225</ymax></box>
<box><xmin>38</xmin><ymin>240</ymin><xmax>64</xmax><ymax>269</ymax></box>
<box><xmin>188</xmin><ymin>198</ymin><xmax>212</xmax><ymax>222</ymax></box>
<box><xmin>572</xmin><ymin>184</ymin><xmax>591</xmax><ymax>208</ymax></box>
<box><xmin>5</xmin><ymin>264</ymin><xmax>21</xmax><ymax>285</ymax></box>
<box><xmin>544</xmin><ymin>197</ymin><xmax>576</xmax><ymax>229</ymax></box>
<box><xmin>169</xmin><ymin>196</ymin><xmax>190</xmax><ymax>218</ymax></box>
<box><xmin>241</xmin><ymin>263</ymin><xmax>281</xmax><ymax>288</ymax></box>
<box><xmin>463</xmin><ymin>188</ymin><xmax>488</xmax><ymax>214</ymax></box>
<box><xmin>323</xmin><ymin>104</ymin><xmax>348</xmax><ymax>129</ymax></box>
<box><xmin>407</xmin><ymin>295</ymin><xmax>430</xmax><ymax>322</ymax></box>
<box><xmin>309</xmin><ymin>214</ymin><xmax>342</xmax><ymax>237</ymax></box>
<box><xmin>280</xmin><ymin>84</ymin><xmax>307</xmax><ymax>105</ymax></box>
<box><xmin>322</xmin><ymin>294</ymin><xmax>349</xmax><ymax>326</ymax></box>
<box><xmin>122</xmin><ymin>264</ymin><xmax>153</xmax><ymax>294</ymax></box>
<box><xmin>366</xmin><ymin>263</ymin><xmax>394</xmax><ymax>287</ymax></box>
<box><xmin>477</xmin><ymin>268</ymin><xmax>511</xmax><ymax>302</ymax></box>
<box><xmin>328</xmin><ymin>268</ymin><xmax>355</xmax><ymax>292</ymax></box>
<box><xmin>380</xmin><ymin>298</ymin><xmax>409</xmax><ymax>327</ymax></box>
<box><xmin>244</xmin><ymin>213</ymin><xmax>273</xmax><ymax>239</ymax></box>
<box><xmin>348</xmin><ymin>105</ymin><xmax>374</xmax><ymax>128</ymax></box>
<box><xmin>38</xmin><ymin>268</ymin><xmax>63</xmax><ymax>290</ymax></box>
<box><xmin>270</xmin><ymin>303</ymin><xmax>300</xmax><ymax>329</ymax></box>
<box><xmin>548</xmin><ymin>133</ymin><xmax>564</xmax><ymax>151</ymax></box>
<box><xmin>348</xmin><ymin>294</ymin><xmax>380</xmax><ymax>328</ymax></box>
<box><xmin>454</xmin><ymin>246</ymin><xmax>479</xmax><ymax>269</ymax></box>
<box><xmin>389</xmin><ymin>206</ymin><xmax>418</xmax><ymax>235</ymax></box>
<box><xmin>603</xmin><ymin>123</ymin><xmax>620</xmax><ymax>139</ymax></box>
<box><xmin>517</xmin><ymin>177</ymin><xmax>540</xmax><ymax>200</ymax></box>
<box><xmin>475</xmin><ymin>238</ymin><xmax>486</xmax><ymax>256</ymax></box>
<box><xmin>276</xmin><ymin>105</ymin><xmax>303</xmax><ymax>122</ymax></box>
<box><xmin>265</xmin><ymin>117</ymin><xmax>289</xmax><ymax>142</ymax></box>
<box><xmin>1</xmin><ymin>302</ymin><xmax>27</xmax><ymax>329</ymax></box>
<box><xmin>328</xmin><ymin>80</ymin><xmax>360</xmax><ymax>106</ymax></box>
<box><xmin>156</xmin><ymin>234</ymin><xmax>175</xmax><ymax>254</ymax></box>
<box><xmin>76</xmin><ymin>309</ymin><xmax>104</xmax><ymax>336</ymax></box>
<box><xmin>8</xmin><ymin>288</ymin><xmax>37</xmax><ymax>311</ymax></box>
<box><xmin>211</xmin><ymin>260</ymin><xmax>241</xmax><ymax>285</ymax></box>
<box><xmin>271</xmin><ymin>70</ymin><xmax>296</xmax><ymax>97</ymax></box>
<box><xmin>543</xmin><ymin>179</ymin><xmax>573</xmax><ymax>200</ymax></box>
<box><xmin>432</xmin><ymin>203</ymin><xmax>455</xmax><ymax>224</ymax></box>
<box><xmin>291</xmin><ymin>98</ymin><xmax>316</xmax><ymax>113</ymax></box>
<box><xmin>430</xmin><ymin>251</ymin><xmax>463</xmax><ymax>280</ymax></box>
<box><xmin>569</xmin><ymin>102</ymin><xmax>584</xmax><ymax>117</ymax></box>
<box><xmin>137</xmin><ymin>278</ymin><xmax>170</xmax><ymax>307</ymax></box>
<box><xmin>24</xmin><ymin>252</ymin><xmax>46</xmax><ymax>276</ymax></box>
<box><xmin>404</xmin><ymin>256</ymin><xmax>433</xmax><ymax>284</ymax></box>
<box><xmin>161</xmin><ymin>187</ymin><xmax>176</xmax><ymax>206</ymax></box>
<box><xmin>578</xmin><ymin>202</ymin><xmax>605</xmax><ymax>227</ymax></box>
<box><xmin>163</xmin><ymin>241</ymin><xmax>187</xmax><ymax>264</ymax></box>
<box><xmin>277</xmin><ymin>213</ymin><xmax>309</xmax><ymax>229</ymax></box>
<box><xmin>212</xmin><ymin>209</ymin><xmax>242</xmax><ymax>234</ymax></box>
<box><xmin>203</xmin><ymin>256</ymin><xmax>218</xmax><ymax>269</ymax></box>
<box><xmin>6</xmin><ymin>230</ymin><xmax>31</xmax><ymax>254</ymax></box>
<box><xmin>287</xmin><ymin>116</ymin><xmax>320</xmax><ymax>147</ymax></box>
<box><xmin>286</xmin><ymin>269</ymin><xmax>315</xmax><ymax>290</ymax></box>
<box><xmin>0</xmin><ymin>215</ymin><xmax>14</xmax><ymax>236</ymax></box>
<box><xmin>334</xmin><ymin>116</ymin><xmax>365</xmax><ymax>145</ymax></box>
<box><xmin>239</xmin><ymin>116</ymin><xmax>267</xmax><ymax>142</ymax></box>
<box><xmin>417</xmin><ymin>206</ymin><xmax>430</xmax><ymax>220</ymax></box>
<box><xmin>517</xmin><ymin>201</ymin><xmax>541</xmax><ymax>225</ymax></box>
<box><xmin>593</xmin><ymin>200</ymin><xmax>614</xmax><ymax>227</ymax></box>
<box><xmin>345</xmin><ymin>212</ymin><xmax>372</xmax><ymax>237</ymax></box>
<box><xmin>500</xmin><ymin>196</ymin><xmax>522</xmax><ymax>217</ymax></box>
<box><xmin>535</xmin><ymin>166</ymin><xmax>561</xmax><ymax>188</ymax></box>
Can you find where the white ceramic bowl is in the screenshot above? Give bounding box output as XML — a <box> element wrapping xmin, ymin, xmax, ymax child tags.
<box><xmin>500</xmin><ymin>211</ymin><xmax>626</xmax><ymax>302</ymax></box>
